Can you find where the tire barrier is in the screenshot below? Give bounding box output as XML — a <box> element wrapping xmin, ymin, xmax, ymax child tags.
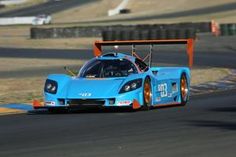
<box><xmin>220</xmin><ymin>23</ymin><xmax>236</xmax><ymax>36</ymax></box>
<box><xmin>0</xmin><ymin>4</ymin><xmax>5</xmax><ymax>9</ymax></box>
<box><xmin>31</xmin><ymin>26</ymin><xmax>103</xmax><ymax>39</ymax></box>
<box><xmin>134</xmin><ymin>22</ymin><xmax>211</xmax><ymax>33</ymax></box>
<box><xmin>30</xmin><ymin>22</ymin><xmax>208</xmax><ymax>39</ymax></box>
<box><xmin>102</xmin><ymin>29</ymin><xmax>197</xmax><ymax>41</ymax></box>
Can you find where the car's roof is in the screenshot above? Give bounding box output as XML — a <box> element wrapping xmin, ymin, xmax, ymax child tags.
<box><xmin>98</xmin><ymin>53</ymin><xmax>136</xmax><ymax>62</ymax></box>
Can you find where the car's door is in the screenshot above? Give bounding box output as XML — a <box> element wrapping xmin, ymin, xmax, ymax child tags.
<box><xmin>151</xmin><ymin>68</ymin><xmax>176</xmax><ymax>105</ymax></box>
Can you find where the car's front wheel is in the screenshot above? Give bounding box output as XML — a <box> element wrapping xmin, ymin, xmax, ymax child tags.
<box><xmin>142</xmin><ymin>77</ymin><xmax>152</xmax><ymax>110</ymax></box>
<box><xmin>48</xmin><ymin>107</ymin><xmax>68</xmax><ymax>114</ymax></box>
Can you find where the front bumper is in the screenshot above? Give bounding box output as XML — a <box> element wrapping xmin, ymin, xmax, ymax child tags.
<box><xmin>39</xmin><ymin>88</ymin><xmax>143</xmax><ymax>109</ymax></box>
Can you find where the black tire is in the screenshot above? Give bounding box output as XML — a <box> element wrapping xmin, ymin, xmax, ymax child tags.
<box><xmin>198</xmin><ymin>22</ymin><xmax>211</xmax><ymax>33</ymax></box>
<box><xmin>30</xmin><ymin>28</ymin><xmax>36</xmax><ymax>39</ymax></box>
<box><xmin>48</xmin><ymin>107</ymin><xmax>68</xmax><ymax>114</ymax></box>
<box><xmin>150</xmin><ymin>29</ymin><xmax>158</xmax><ymax>40</ymax></box>
<box><xmin>102</xmin><ymin>30</ymin><xmax>114</xmax><ymax>41</ymax></box>
<box><xmin>140</xmin><ymin>30</ymin><xmax>150</xmax><ymax>40</ymax></box>
<box><xmin>142</xmin><ymin>77</ymin><xmax>152</xmax><ymax>110</ymax></box>
<box><xmin>114</xmin><ymin>30</ymin><xmax>122</xmax><ymax>40</ymax></box>
<box><xmin>159</xmin><ymin>29</ymin><xmax>167</xmax><ymax>39</ymax></box>
<box><xmin>120</xmin><ymin>30</ymin><xmax>132</xmax><ymax>40</ymax></box>
<box><xmin>180</xmin><ymin>73</ymin><xmax>189</xmax><ymax>106</ymax></box>
<box><xmin>132</xmin><ymin>30</ymin><xmax>141</xmax><ymax>40</ymax></box>
<box><xmin>176</xmin><ymin>29</ymin><xmax>187</xmax><ymax>39</ymax></box>
<box><xmin>220</xmin><ymin>24</ymin><xmax>228</xmax><ymax>36</ymax></box>
<box><xmin>166</xmin><ymin>29</ymin><xmax>176</xmax><ymax>39</ymax></box>
<box><xmin>186</xmin><ymin>28</ymin><xmax>196</xmax><ymax>39</ymax></box>
<box><xmin>228</xmin><ymin>24</ymin><xmax>236</xmax><ymax>36</ymax></box>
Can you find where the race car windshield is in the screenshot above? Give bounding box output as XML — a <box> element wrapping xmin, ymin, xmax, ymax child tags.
<box><xmin>79</xmin><ymin>59</ymin><xmax>138</xmax><ymax>78</ymax></box>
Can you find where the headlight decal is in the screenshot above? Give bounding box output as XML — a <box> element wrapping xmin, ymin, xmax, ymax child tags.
<box><xmin>44</xmin><ymin>79</ymin><xmax>58</xmax><ymax>94</ymax></box>
<box><xmin>119</xmin><ymin>79</ymin><xmax>142</xmax><ymax>94</ymax></box>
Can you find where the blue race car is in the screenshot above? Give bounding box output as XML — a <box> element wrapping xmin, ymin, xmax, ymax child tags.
<box><xmin>34</xmin><ymin>39</ymin><xmax>194</xmax><ymax>111</ymax></box>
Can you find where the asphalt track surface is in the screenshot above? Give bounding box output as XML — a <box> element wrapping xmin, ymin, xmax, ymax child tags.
<box><xmin>0</xmin><ymin>35</ymin><xmax>236</xmax><ymax>67</ymax></box>
<box><xmin>0</xmin><ymin>89</ymin><xmax>236</xmax><ymax>157</ymax></box>
<box><xmin>0</xmin><ymin>35</ymin><xmax>236</xmax><ymax>156</ymax></box>
<box><xmin>0</xmin><ymin>0</ymin><xmax>96</xmax><ymax>17</ymax></box>
<box><xmin>0</xmin><ymin>45</ymin><xmax>235</xmax><ymax>68</ymax></box>
<box><xmin>0</xmin><ymin>48</ymin><xmax>235</xmax><ymax>78</ymax></box>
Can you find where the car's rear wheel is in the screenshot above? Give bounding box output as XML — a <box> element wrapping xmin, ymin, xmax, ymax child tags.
<box><xmin>180</xmin><ymin>73</ymin><xmax>189</xmax><ymax>105</ymax></box>
<box><xmin>142</xmin><ymin>77</ymin><xmax>152</xmax><ymax>110</ymax></box>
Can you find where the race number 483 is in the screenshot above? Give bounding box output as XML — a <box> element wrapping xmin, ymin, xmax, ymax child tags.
<box><xmin>158</xmin><ymin>83</ymin><xmax>167</xmax><ymax>97</ymax></box>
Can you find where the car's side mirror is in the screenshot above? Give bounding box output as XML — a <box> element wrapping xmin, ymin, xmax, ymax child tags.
<box><xmin>152</xmin><ymin>70</ymin><xmax>158</xmax><ymax>76</ymax></box>
<box><xmin>64</xmin><ymin>66</ymin><xmax>78</xmax><ymax>76</ymax></box>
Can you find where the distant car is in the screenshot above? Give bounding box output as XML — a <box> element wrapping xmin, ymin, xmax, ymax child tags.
<box><xmin>33</xmin><ymin>39</ymin><xmax>193</xmax><ymax>112</ymax></box>
<box><xmin>32</xmin><ymin>14</ymin><xmax>51</xmax><ymax>25</ymax></box>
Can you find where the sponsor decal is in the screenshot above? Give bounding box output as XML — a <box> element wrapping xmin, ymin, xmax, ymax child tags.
<box><xmin>117</xmin><ymin>100</ymin><xmax>132</xmax><ymax>106</ymax></box>
<box><xmin>45</xmin><ymin>101</ymin><xmax>56</xmax><ymax>106</ymax></box>
<box><xmin>156</xmin><ymin>97</ymin><xmax>161</xmax><ymax>102</ymax></box>
<box><xmin>158</xmin><ymin>83</ymin><xmax>168</xmax><ymax>97</ymax></box>
<box><xmin>79</xmin><ymin>92</ymin><xmax>92</xmax><ymax>97</ymax></box>
<box><xmin>172</xmin><ymin>83</ymin><xmax>178</xmax><ymax>93</ymax></box>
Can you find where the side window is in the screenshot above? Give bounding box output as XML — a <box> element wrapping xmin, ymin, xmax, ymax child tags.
<box><xmin>135</xmin><ymin>58</ymin><xmax>149</xmax><ymax>72</ymax></box>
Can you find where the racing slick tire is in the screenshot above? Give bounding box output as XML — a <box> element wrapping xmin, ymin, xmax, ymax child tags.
<box><xmin>142</xmin><ymin>77</ymin><xmax>152</xmax><ymax>110</ymax></box>
<box><xmin>180</xmin><ymin>73</ymin><xmax>189</xmax><ymax>106</ymax></box>
<box><xmin>48</xmin><ymin>107</ymin><xmax>68</xmax><ymax>114</ymax></box>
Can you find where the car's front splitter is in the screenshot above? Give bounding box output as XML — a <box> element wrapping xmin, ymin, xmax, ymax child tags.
<box><xmin>36</xmin><ymin>89</ymin><xmax>143</xmax><ymax>110</ymax></box>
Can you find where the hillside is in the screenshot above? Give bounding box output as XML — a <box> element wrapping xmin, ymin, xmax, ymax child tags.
<box><xmin>52</xmin><ymin>0</ymin><xmax>122</xmax><ymax>24</ymax></box>
<box><xmin>52</xmin><ymin>0</ymin><xmax>236</xmax><ymax>24</ymax></box>
<box><xmin>0</xmin><ymin>0</ymin><xmax>46</xmax><ymax>14</ymax></box>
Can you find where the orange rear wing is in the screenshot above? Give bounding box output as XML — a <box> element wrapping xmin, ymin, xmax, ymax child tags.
<box><xmin>93</xmin><ymin>39</ymin><xmax>194</xmax><ymax>68</ymax></box>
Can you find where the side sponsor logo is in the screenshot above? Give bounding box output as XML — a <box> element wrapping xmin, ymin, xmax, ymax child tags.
<box><xmin>158</xmin><ymin>83</ymin><xmax>168</xmax><ymax>97</ymax></box>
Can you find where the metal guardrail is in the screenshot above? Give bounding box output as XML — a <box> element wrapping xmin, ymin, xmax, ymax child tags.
<box><xmin>0</xmin><ymin>0</ymin><xmax>27</xmax><ymax>5</ymax></box>
<box><xmin>0</xmin><ymin>17</ymin><xmax>35</xmax><ymax>25</ymax></box>
<box><xmin>0</xmin><ymin>15</ymin><xmax>51</xmax><ymax>25</ymax></box>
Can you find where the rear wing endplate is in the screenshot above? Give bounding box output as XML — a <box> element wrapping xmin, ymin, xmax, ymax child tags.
<box><xmin>93</xmin><ymin>39</ymin><xmax>194</xmax><ymax>68</ymax></box>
